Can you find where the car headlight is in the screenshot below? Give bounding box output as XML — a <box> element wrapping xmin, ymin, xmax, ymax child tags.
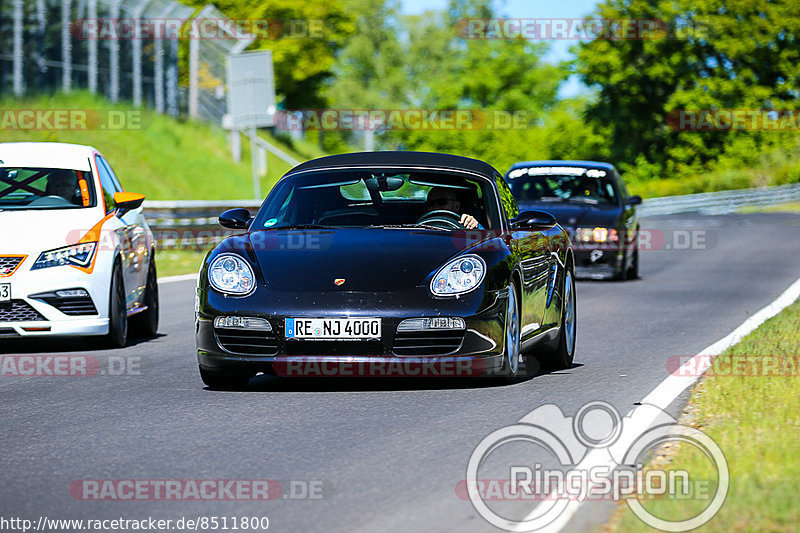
<box><xmin>208</xmin><ymin>253</ymin><xmax>256</xmax><ymax>295</ymax></box>
<box><xmin>575</xmin><ymin>227</ymin><xmax>618</xmax><ymax>243</ymax></box>
<box><xmin>31</xmin><ymin>242</ymin><xmax>98</xmax><ymax>270</ymax></box>
<box><xmin>430</xmin><ymin>255</ymin><xmax>486</xmax><ymax>296</ymax></box>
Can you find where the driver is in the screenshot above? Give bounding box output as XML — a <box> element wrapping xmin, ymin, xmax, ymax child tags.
<box><xmin>424</xmin><ymin>187</ymin><xmax>481</xmax><ymax>229</ymax></box>
<box><xmin>45</xmin><ymin>170</ymin><xmax>79</xmax><ymax>204</ymax></box>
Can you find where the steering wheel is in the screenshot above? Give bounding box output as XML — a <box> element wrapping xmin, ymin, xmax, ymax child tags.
<box><xmin>28</xmin><ymin>195</ymin><xmax>73</xmax><ymax>207</ymax></box>
<box><xmin>416</xmin><ymin>209</ymin><xmax>464</xmax><ymax>230</ymax></box>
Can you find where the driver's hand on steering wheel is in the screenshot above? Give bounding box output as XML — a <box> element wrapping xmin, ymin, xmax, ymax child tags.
<box><xmin>460</xmin><ymin>214</ymin><xmax>479</xmax><ymax>229</ymax></box>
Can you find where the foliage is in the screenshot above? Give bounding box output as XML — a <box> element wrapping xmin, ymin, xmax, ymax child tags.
<box><xmin>181</xmin><ymin>0</ymin><xmax>356</xmax><ymax>108</ymax></box>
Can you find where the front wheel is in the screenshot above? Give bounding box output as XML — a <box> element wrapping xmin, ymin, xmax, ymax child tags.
<box><xmin>104</xmin><ymin>260</ymin><xmax>127</xmax><ymax>348</ymax></box>
<box><xmin>626</xmin><ymin>246</ymin><xmax>639</xmax><ymax>280</ymax></box>
<box><xmin>130</xmin><ymin>255</ymin><xmax>159</xmax><ymax>338</ymax></box>
<box><xmin>499</xmin><ymin>281</ymin><xmax>521</xmax><ymax>382</ymax></box>
<box><xmin>540</xmin><ymin>267</ymin><xmax>576</xmax><ymax>370</ymax></box>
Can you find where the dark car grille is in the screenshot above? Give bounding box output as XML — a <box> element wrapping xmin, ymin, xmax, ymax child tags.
<box><xmin>0</xmin><ymin>256</ymin><xmax>24</xmax><ymax>276</ymax></box>
<box><xmin>285</xmin><ymin>341</ymin><xmax>384</xmax><ymax>357</ymax></box>
<box><xmin>0</xmin><ymin>300</ymin><xmax>46</xmax><ymax>322</ymax></box>
<box><xmin>36</xmin><ymin>296</ymin><xmax>98</xmax><ymax>316</ymax></box>
<box><xmin>215</xmin><ymin>328</ymin><xmax>279</xmax><ymax>356</ymax></box>
<box><xmin>392</xmin><ymin>330</ymin><xmax>465</xmax><ymax>356</ymax></box>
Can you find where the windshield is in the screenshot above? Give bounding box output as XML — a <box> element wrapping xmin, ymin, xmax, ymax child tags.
<box><xmin>507</xmin><ymin>167</ymin><xmax>619</xmax><ymax>206</ymax></box>
<box><xmin>252</xmin><ymin>169</ymin><xmax>500</xmax><ymax>230</ymax></box>
<box><xmin>0</xmin><ymin>167</ymin><xmax>96</xmax><ymax>210</ymax></box>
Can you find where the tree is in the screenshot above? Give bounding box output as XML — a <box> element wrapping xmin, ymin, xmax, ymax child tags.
<box><xmin>182</xmin><ymin>0</ymin><xmax>356</xmax><ymax>107</ymax></box>
<box><xmin>575</xmin><ymin>0</ymin><xmax>800</xmax><ymax>177</ymax></box>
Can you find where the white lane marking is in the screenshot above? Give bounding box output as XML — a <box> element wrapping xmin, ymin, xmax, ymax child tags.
<box><xmin>157</xmin><ymin>273</ymin><xmax>198</xmax><ymax>284</ymax></box>
<box><xmin>513</xmin><ymin>274</ymin><xmax>800</xmax><ymax>533</ymax></box>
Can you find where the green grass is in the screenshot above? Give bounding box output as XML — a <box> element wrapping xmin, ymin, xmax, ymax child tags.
<box><xmin>626</xmin><ymin>141</ymin><xmax>800</xmax><ymax>199</ymax></box>
<box><xmin>0</xmin><ymin>91</ymin><xmax>311</xmax><ymax>200</ymax></box>
<box><xmin>609</xmin><ymin>298</ymin><xmax>800</xmax><ymax>532</ymax></box>
<box><xmin>737</xmin><ymin>202</ymin><xmax>800</xmax><ymax>214</ymax></box>
<box><xmin>155</xmin><ymin>248</ymin><xmax>210</xmax><ymax>278</ymax></box>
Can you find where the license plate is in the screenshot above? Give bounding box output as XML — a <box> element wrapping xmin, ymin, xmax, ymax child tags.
<box><xmin>285</xmin><ymin>318</ymin><xmax>381</xmax><ymax>340</ymax></box>
<box><xmin>0</xmin><ymin>284</ymin><xmax>10</xmax><ymax>302</ymax></box>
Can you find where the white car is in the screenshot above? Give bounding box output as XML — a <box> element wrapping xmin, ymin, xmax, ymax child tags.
<box><xmin>0</xmin><ymin>142</ymin><xmax>158</xmax><ymax>347</ymax></box>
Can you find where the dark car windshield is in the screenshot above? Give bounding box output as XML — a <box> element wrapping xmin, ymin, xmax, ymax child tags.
<box><xmin>506</xmin><ymin>167</ymin><xmax>619</xmax><ymax>206</ymax></box>
<box><xmin>252</xmin><ymin>169</ymin><xmax>500</xmax><ymax>230</ymax></box>
<box><xmin>0</xmin><ymin>167</ymin><xmax>96</xmax><ymax>210</ymax></box>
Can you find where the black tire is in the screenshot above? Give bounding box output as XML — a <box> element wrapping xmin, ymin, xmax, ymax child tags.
<box><xmin>104</xmin><ymin>259</ymin><xmax>127</xmax><ymax>348</ymax></box>
<box><xmin>130</xmin><ymin>255</ymin><xmax>159</xmax><ymax>338</ymax></box>
<box><xmin>499</xmin><ymin>280</ymin><xmax>521</xmax><ymax>382</ymax></box>
<box><xmin>539</xmin><ymin>266</ymin><xmax>576</xmax><ymax>370</ymax></box>
<box><xmin>199</xmin><ymin>367</ymin><xmax>253</xmax><ymax>390</ymax></box>
<box><xmin>626</xmin><ymin>246</ymin><xmax>639</xmax><ymax>280</ymax></box>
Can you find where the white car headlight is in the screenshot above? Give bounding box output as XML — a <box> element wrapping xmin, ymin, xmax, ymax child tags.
<box><xmin>208</xmin><ymin>254</ymin><xmax>256</xmax><ymax>295</ymax></box>
<box><xmin>430</xmin><ymin>255</ymin><xmax>486</xmax><ymax>296</ymax></box>
<box><xmin>31</xmin><ymin>242</ymin><xmax>98</xmax><ymax>270</ymax></box>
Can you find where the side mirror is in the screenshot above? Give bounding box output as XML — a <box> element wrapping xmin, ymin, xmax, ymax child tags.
<box><xmin>511</xmin><ymin>210</ymin><xmax>558</xmax><ymax>230</ymax></box>
<box><xmin>114</xmin><ymin>192</ymin><xmax>145</xmax><ymax>217</ymax></box>
<box><xmin>626</xmin><ymin>195</ymin><xmax>643</xmax><ymax>206</ymax></box>
<box><xmin>219</xmin><ymin>208</ymin><xmax>252</xmax><ymax>229</ymax></box>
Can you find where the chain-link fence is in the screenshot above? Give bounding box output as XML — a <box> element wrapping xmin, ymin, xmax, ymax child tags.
<box><xmin>0</xmin><ymin>0</ymin><xmax>253</xmax><ymax>123</ymax></box>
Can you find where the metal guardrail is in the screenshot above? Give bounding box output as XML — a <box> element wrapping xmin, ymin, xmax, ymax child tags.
<box><xmin>144</xmin><ymin>199</ymin><xmax>262</xmax><ymax>248</ymax></box>
<box><xmin>143</xmin><ymin>183</ymin><xmax>800</xmax><ymax>247</ymax></box>
<box><xmin>639</xmin><ymin>183</ymin><xmax>800</xmax><ymax>217</ymax></box>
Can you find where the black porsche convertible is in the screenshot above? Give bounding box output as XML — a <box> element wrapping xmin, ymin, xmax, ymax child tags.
<box><xmin>195</xmin><ymin>152</ymin><xmax>576</xmax><ymax>389</ymax></box>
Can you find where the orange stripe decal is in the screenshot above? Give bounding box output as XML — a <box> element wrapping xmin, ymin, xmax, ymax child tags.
<box><xmin>71</xmin><ymin>214</ymin><xmax>115</xmax><ymax>274</ymax></box>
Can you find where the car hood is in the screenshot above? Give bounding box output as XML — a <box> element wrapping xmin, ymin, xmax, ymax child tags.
<box><xmin>0</xmin><ymin>209</ymin><xmax>102</xmax><ymax>255</ymax></box>
<box><xmin>518</xmin><ymin>202</ymin><xmax>621</xmax><ymax>229</ymax></box>
<box><xmin>248</xmin><ymin>228</ymin><xmax>492</xmax><ymax>292</ymax></box>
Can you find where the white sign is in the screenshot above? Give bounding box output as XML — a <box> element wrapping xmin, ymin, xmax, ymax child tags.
<box><xmin>226</xmin><ymin>51</ymin><xmax>276</xmax><ymax>129</ymax></box>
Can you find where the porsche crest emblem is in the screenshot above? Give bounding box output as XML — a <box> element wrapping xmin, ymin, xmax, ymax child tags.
<box><xmin>334</xmin><ymin>278</ymin><xmax>346</xmax><ymax>286</ymax></box>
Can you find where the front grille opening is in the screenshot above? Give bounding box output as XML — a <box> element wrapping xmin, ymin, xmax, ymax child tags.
<box><xmin>215</xmin><ymin>328</ymin><xmax>278</xmax><ymax>356</ymax></box>
<box><xmin>39</xmin><ymin>296</ymin><xmax>98</xmax><ymax>316</ymax></box>
<box><xmin>285</xmin><ymin>340</ymin><xmax>384</xmax><ymax>357</ymax></box>
<box><xmin>0</xmin><ymin>300</ymin><xmax>46</xmax><ymax>322</ymax></box>
<box><xmin>0</xmin><ymin>327</ymin><xmax>19</xmax><ymax>337</ymax></box>
<box><xmin>392</xmin><ymin>330</ymin><xmax>465</xmax><ymax>356</ymax></box>
<box><xmin>0</xmin><ymin>256</ymin><xmax>24</xmax><ymax>276</ymax></box>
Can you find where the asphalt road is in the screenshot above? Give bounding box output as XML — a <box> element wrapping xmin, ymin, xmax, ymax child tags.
<box><xmin>2</xmin><ymin>212</ymin><xmax>799</xmax><ymax>533</ymax></box>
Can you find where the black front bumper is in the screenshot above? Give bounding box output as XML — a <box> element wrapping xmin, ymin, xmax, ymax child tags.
<box><xmin>196</xmin><ymin>286</ymin><xmax>509</xmax><ymax>377</ymax></box>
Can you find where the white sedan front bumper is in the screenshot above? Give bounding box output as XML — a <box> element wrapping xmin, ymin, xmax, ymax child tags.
<box><xmin>0</xmin><ymin>260</ymin><xmax>112</xmax><ymax>338</ymax></box>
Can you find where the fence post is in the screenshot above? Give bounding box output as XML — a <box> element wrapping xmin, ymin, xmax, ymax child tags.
<box><xmin>88</xmin><ymin>0</ymin><xmax>98</xmax><ymax>93</ymax></box>
<box><xmin>132</xmin><ymin>0</ymin><xmax>152</xmax><ymax>107</ymax></box>
<box><xmin>12</xmin><ymin>0</ymin><xmax>24</xmax><ymax>97</ymax></box>
<box><xmin>61</xmin><ymin>0</ymin><xmax>72</xmax><ymax>92</ymax></box>
<box><xmin>109</xmin><ymin>0</ymin><xmax>120</xmax><ymax>102</ymax></box>
<box><xmin>166</xmin><ymin>35</ymin><xmax>179</xmax><ymax>115</ymax></box>
<box><xmin>189</xmin><ymin>37</ymin><xmax>199</xmax><ymax>118</ymax></box>
<box><xmin>36</xmin><ymin>0</ymin><xmax>46</xmax><ymax>91</ymax></box>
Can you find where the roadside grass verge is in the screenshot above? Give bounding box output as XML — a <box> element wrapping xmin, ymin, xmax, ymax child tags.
<box><xmin>0</xmin><ymin>91</ymin><xmax>309</xmax><ymax>200</ymax></box>
<box><xmin>738</xmin><ymin>202</ymin><xmax>800</xmax><ymax>214</ymax></box>
<box><xmin>607</xmin><ymin>297</ymin><xmax>800</xmax><ymax>532</ymax></box>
